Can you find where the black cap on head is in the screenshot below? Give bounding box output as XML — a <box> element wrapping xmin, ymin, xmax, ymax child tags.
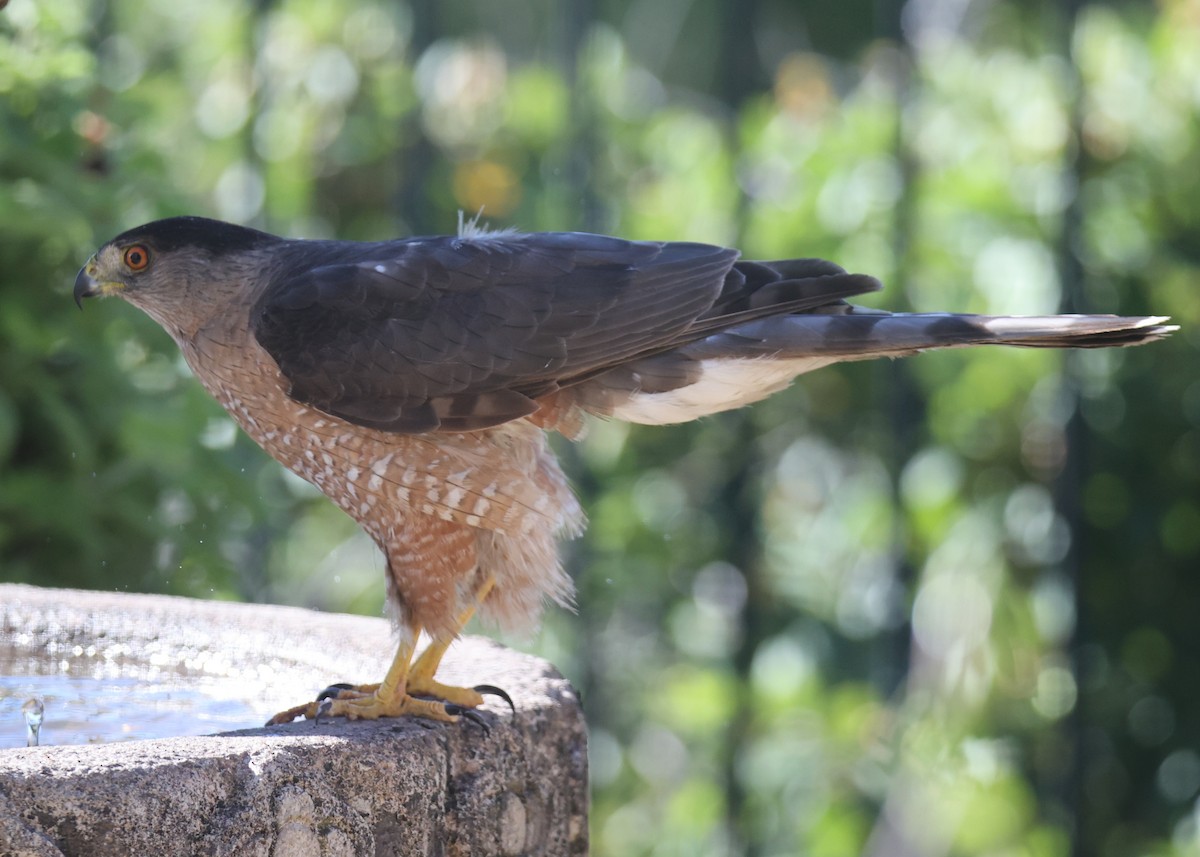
<box><xmin>109</xmin><ymin>216</ymin><xmax>279</xmax><ymax>256</ymax></box>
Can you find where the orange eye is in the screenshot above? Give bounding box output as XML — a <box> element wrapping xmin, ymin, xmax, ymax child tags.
<box><xmin>123</xmin><ymin>244</ymin><xmax>150</xmax><ymax>271</ymax></box>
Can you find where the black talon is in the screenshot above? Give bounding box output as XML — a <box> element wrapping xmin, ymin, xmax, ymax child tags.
<box><xmin>313</xmin><ymin>683</ymin><xmax>356</xmax><ymax>725</ymax></box>
<box><xmin>474</xmin><ymin>684</ymin><xmax>515</xmax><ymax>713</ymax></box>
<box><xmin>445</xmin><ymin>703</ymin><xmax>491</xmax><ymax>733</ymax></box>
<box><xmin>317</xmin><ymin>682</ymin><xmax>356</xmax><ymax>702</ymax></box>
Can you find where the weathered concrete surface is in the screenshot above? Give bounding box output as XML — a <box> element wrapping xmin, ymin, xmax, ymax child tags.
<box><xmin>0</xmin><ymin>585</ymin><xmax>588</xmax><ymax>856</ymax></box>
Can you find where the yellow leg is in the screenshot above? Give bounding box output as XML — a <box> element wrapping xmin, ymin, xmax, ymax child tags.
<box><xmin>405</xmin><ymin>576</ymin><xmax>497</xmax><ymax>708</ymax></box>
<box><xmin>266</xmin><ymin>628</ymin><xmax>455</xmax><ymax>725</ymax></box>
<box><xmin>265</xmin><ymin>575</ymin><xmax>503</xmax><ymax>726</ymax></box>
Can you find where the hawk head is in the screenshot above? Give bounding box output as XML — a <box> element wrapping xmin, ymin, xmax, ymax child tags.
<box><xmin>74</xmin><ymin>216</ymin><xmax>280</xmax><ymax>334</ymax></box>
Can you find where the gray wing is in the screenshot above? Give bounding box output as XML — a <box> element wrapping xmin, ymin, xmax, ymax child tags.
<box><xmin>250</xmin><ymin>232</ymin><xmax>881</xmax><ymax>432</ymax></box>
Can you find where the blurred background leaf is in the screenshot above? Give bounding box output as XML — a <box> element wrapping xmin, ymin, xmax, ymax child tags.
<box><xmin>1</xmin><ymin>0</ymin><xmax>1198</xmax><ymax>854</ymax></box>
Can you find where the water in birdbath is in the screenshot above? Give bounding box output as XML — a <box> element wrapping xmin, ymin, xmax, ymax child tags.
<box><xmin>0</xmin><ymin>647</ymin><xmax>267</xmax><ymax>748</ymax></box>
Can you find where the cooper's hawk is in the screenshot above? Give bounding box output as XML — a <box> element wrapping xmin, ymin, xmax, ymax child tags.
<box><xmin>74</xmin><ymin>216</ymin><xmax>1174</xmax><ymax>726</ymax></box>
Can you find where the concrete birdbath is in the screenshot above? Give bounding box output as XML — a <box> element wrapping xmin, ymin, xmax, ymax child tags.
<box><xmin>0</xmin><ymin>584</ymin><xmax>587</xmax><ymax>856</ymax></box>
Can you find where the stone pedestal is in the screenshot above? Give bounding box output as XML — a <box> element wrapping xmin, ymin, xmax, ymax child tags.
<box><xmin>0</xmin><ymin>585</ymin><xmax>588</xmax><ymax>857</ymax></box>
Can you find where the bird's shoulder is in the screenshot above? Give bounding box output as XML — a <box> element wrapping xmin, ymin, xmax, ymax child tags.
<box><xmin>258</xmin><ymin>229</ymin><xmax>718</xmax><ymax>306</ymax></box>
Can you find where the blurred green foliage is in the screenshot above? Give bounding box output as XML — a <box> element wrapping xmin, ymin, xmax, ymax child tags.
<box><xmin>2</xmin><ymin>0</ymin><xmax>1199</xmax><ymax>854</ymax></box>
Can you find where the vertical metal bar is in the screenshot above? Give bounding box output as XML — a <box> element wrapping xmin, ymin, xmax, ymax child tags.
<box><xmin>560</xmin><ymin>0</ymin><xmax>602</xmax><ymax>232</ymax></box>
<box><xmin>394</xmin><ymin>0</ymin><xmax>441</xmax><ymax>235</ymax></box>
<box><xmin>862</xmin><ymin>2</ymin><xmax>932</xmax><ymax>854</ymax></box>
<box><xmin>711</xmin><ymin>0</ymin><xmax>773</xmax><ymax>852</ymax></box>
<box><xmin>1055</xmin><ymin>0</ymin><xmax>1088</xmax><ymax>852</ymax></box>
<box><xmin>878</xmin><ymin>0</ymin><xmax>922</xmax><ymax>703</ymax></box>
<box><xmin>720</xmin><ymin>420</ymin><xmax>770</xmax><ymax>857</ymax></box>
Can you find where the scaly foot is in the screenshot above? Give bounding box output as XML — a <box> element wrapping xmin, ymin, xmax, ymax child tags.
<box><xmin>320</xmin><ymin>678</ymin><xmax>514</xmax><ymax>712</ymax></box>
<box><xmin>323</xmin><ymin>688</ymin><xmax>460</xmax><ymax>722</ymax></box>
<box><xmin>265</xmin><ymin>681</ymin><xmax>512</xmax><ymax>726</ymax></box>
<box><xmin>266</xmin><ymin>684</ymin><xmax>459</xmax><ymax>726</ymax></box>
<box><xmin>407</xmin><ymin>677</ymin><xmax>484</xmax><ymax>708</ymax></box>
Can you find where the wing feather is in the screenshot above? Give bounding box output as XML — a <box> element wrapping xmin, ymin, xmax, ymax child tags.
<box><xmin>251</xmin><ymin>232</ymin><xmax>879</xmax><ymax>432</ymax></box>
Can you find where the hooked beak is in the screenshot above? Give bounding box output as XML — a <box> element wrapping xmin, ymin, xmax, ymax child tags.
<box><xmin>74</xmin><ymin>261</ymin><xmax>101</xmax><ymax>309</ymax></box>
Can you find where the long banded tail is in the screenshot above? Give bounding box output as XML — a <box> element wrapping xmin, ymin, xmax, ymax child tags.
<box><xmin>698</xmin><ymin>311</ymin><xmax>1177</xmax><ymax>361</ymax></box>
<box><xmin>592</xmin><ymin>312</ymin><xmax>1176</xmax><ymax>426</ymax></box>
